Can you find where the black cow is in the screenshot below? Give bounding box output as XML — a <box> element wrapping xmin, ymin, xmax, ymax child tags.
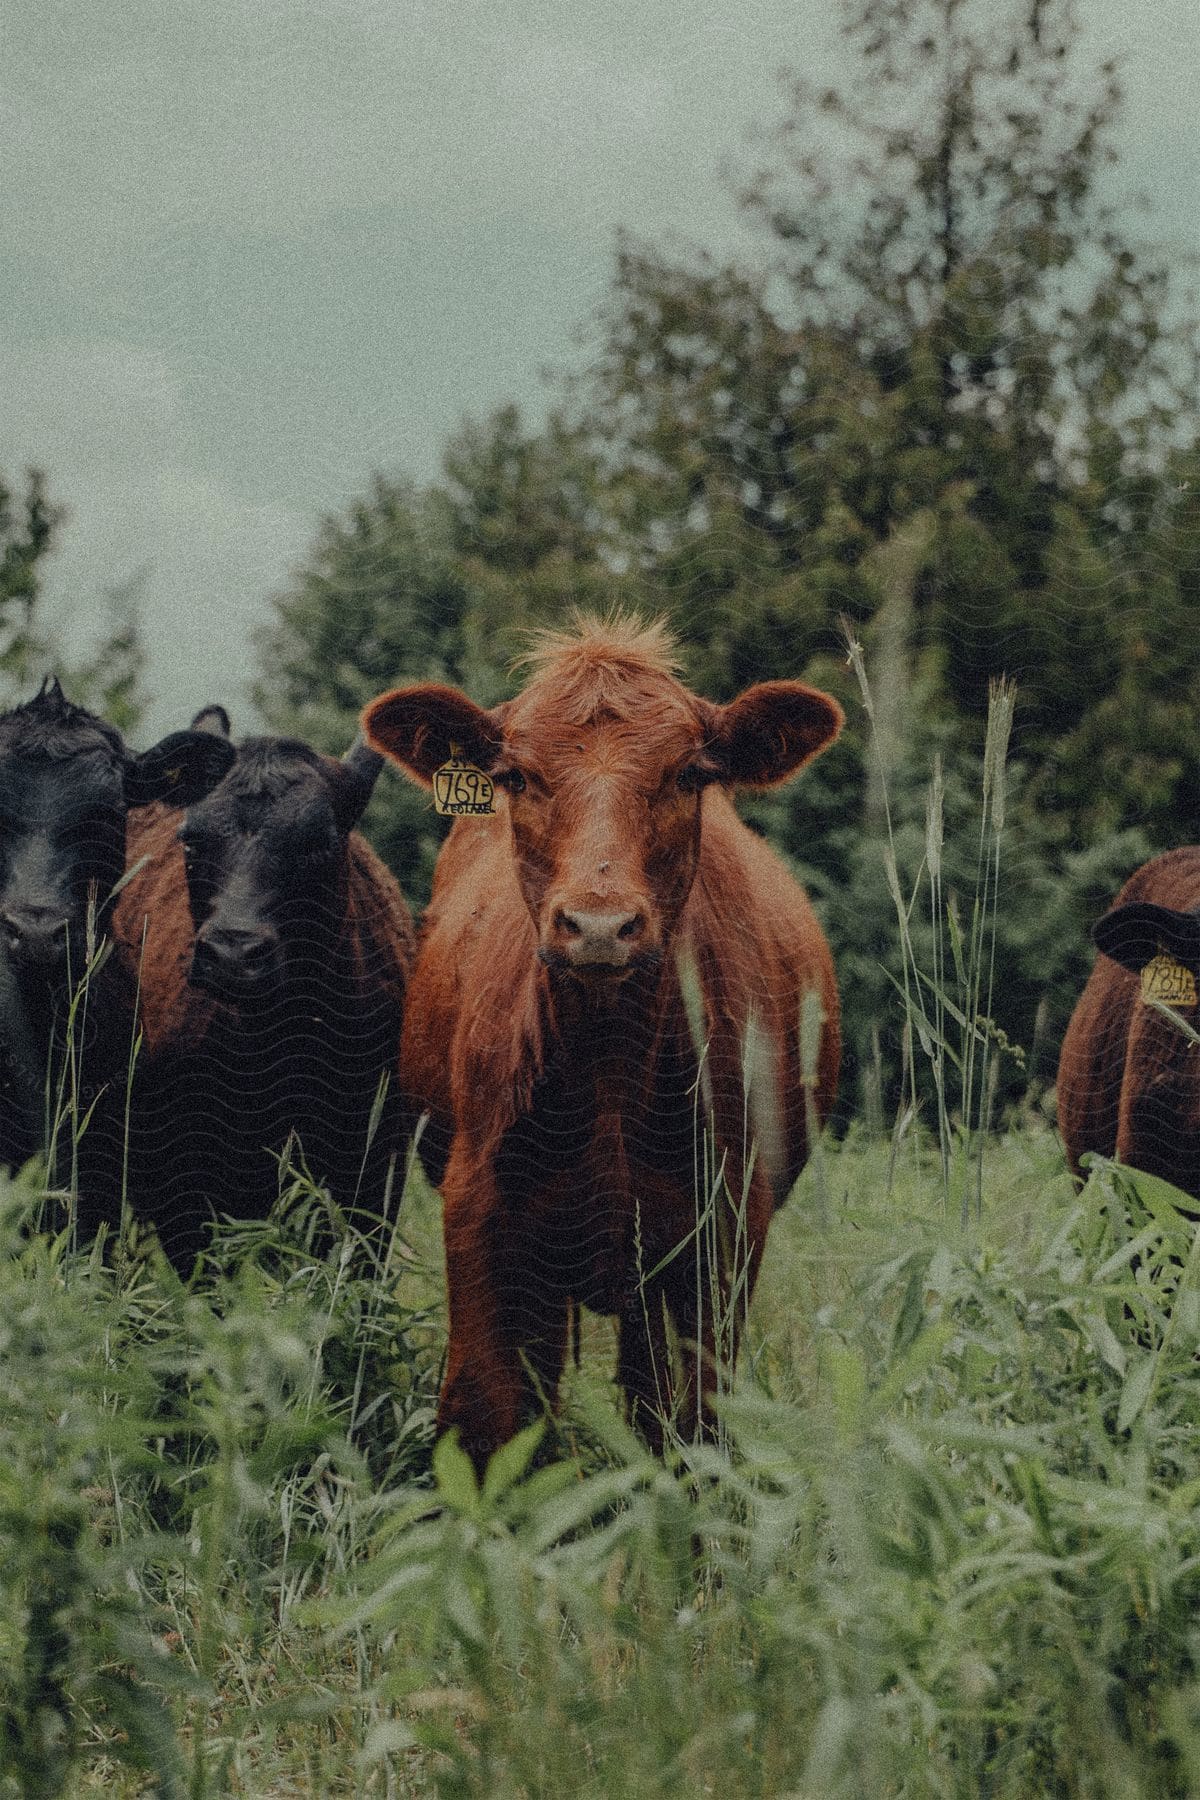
<box><xmin>0</xmin><ymin>678</ymin><xmax>235</xmax><ymax>1213</ymax></box>
<box><xmin>113</xmin><ymin>713</ymin><xmax>415</xmax><ymax>1267</ymax></box>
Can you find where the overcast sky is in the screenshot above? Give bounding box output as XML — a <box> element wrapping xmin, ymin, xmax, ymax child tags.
<box><xmin>3</xmin><ymin>0</ymin><xmax>1198</xmax><ymax>738</ymax></box>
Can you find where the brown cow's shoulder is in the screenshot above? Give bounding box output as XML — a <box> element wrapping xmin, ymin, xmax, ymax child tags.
<box><xmin>1058</xmin><ymin>844</ymin><xmax>1200</xmax><ymax>1197</ymax></box>
<box><xmin>1112</xmin><ymin>846</ymin><xmax>1200</xmax><ymax>910</ymax></box>
<box><xmin>400</xmin><ymin>813</ymin><xmax>542</xmax><ymax>1174</ymax></box>
<box><xmin>1057</xmin><ymin>955</ymin><xmax>1134</xmax><ymax>1178</ymax></box>
<box><xmin>683</xmin><ymin>793</ymin><xmax>839</xmax><ymax>1194</ymax></box>
<box><xmin>344</xmin><ymin>831</ymin><xmax>416</xmax><ymax>998</ymax></box>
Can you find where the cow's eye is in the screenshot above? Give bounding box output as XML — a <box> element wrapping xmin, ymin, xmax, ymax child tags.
<box><xmin>496</xmin><ymin>769</ymin><xmax>526</xmax><ymax>795</ymax></box>
<box><xmin>296</xmin><ymin>825</ymin><xmax>338</xmax><ymax>862</ymax></box>
<box><xmin>676</xmin><ymin>764</ymin><xmax>710</xmax><ymax>794</ymax></box>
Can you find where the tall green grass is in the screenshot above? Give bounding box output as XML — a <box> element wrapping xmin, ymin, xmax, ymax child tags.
<box><xmin>843</xmin><ymin>620</ymin><xmax>1020</xmax><ymax>1220</ymax></box>
<box><xmin>0</xmin><ymin>1162</ymin><xmax>444</xmax><ymax>1799</ymax></box>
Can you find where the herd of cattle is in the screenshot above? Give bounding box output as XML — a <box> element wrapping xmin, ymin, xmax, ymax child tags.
<box><xmin>0</xmin><ymin>616</ymin><xmax>1194</xmax><ymax>1465</ymax></box>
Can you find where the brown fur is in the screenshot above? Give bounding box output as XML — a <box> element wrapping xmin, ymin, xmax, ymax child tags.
<box><xmin>1058</xmin><ymin>848</ymin><xmax>1200</xmax><ymax>1198</ymax></box>
<box><xmin>365</xmin><ymin>617</ymin><xmax>841</xmax><ymax>1468</ymax></box>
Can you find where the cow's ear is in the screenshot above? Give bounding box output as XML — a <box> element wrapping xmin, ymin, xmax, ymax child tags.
<box><xmin>362</xmin><ymin>684</ymin><xmax>503</xmax><ymax>787</ymax></box>
<box><xmin>709</xmin><ymin>682</ymin><xmax>843</xmax><ymax>788</ymax></box>
<box><xmin>125</xmin><ymin>730</ymin><xmax>237</xmax><ymax>808</ymax></box>
<box><xmin>1093</xmin><ymin>901</ymin><xmax>1200</xmax><ymax>973</ymax></box>
<box><xmin>190</xmin><ymin>704</ymin><xmax>231</xmax><ymax>738</ymax></box>
<box><xmin>329</xmin><ymin>736</ymin><xmax>385</xmax><ymax>832</ymax></box>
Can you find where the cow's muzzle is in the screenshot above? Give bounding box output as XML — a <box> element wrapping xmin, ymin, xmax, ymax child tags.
<box><xmin>1</xmin><ymin>905</ymin><xmax>72</xmax><ymax>974</ymax></box>
<box><xmin>190</xmin><ymin>922</ymin><xmax>281</xmax><ymax>1001</ymax></box>
<box><xmin>543</xmin><ymin>906</ymin><xmax>653</xmax><ymax>973</ymax></box>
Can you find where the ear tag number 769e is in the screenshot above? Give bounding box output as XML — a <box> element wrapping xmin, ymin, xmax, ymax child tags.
<box><xmin>433</xmin><ymin>743</ymin><xmax>495</xmax><ymax>817</ymax></box>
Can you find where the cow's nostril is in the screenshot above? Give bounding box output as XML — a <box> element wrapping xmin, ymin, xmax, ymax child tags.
<box><xmin>550</xmin><ymin>907</ymin><xmax>650</xmax><ymax>968</ymax></box>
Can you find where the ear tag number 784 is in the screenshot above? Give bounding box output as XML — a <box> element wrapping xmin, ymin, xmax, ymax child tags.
<box><xmin>1141</xmin><ymin>950</ymin><xmax>1198</xmax><ymax>1008</ymax></box>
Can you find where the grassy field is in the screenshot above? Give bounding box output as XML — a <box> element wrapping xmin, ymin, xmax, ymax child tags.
<box><xmin>6</xmin><ymin>1119</ymin><xmax>1200</xmax><ymax>1799</ymax></box>
<box><xmin>7</xmin><ymin>677</ymin><xmax>1193</xmax><ymax>1798</ymax></box>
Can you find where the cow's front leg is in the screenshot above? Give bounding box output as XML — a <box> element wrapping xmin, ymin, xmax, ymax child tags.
<box><xmin>636</xmin><ymin>1166</ymin><xmax>770</xmax><ymax>1447</ymax></box>
<box><xmin>617</xmin><ymin>1281</ymin><xmax>674</xmax><ymax>1452</ymax></box>
<box><xmin>439</xmin><ymin>1152</ymin><xmax>569</xmax><ymax>1473</ymax></box>
<box><xmin>662</xmin><ymin>1169</ymin><xmax>770</xmax><ymax>1443</ymax></box>
<box><xmin>664</xmin><ymin>1264</ymin><xmax>726</xmax><ymax>1443</ymax></box>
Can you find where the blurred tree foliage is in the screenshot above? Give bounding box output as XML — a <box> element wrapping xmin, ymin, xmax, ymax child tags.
<box><xmin>0</xmin><ymin>467</ymin><xmax>149</xmax><ymax>732</ymax></box>
<box><xmin>256</xmin><ymin>0</ymin><xmax>1200</xmax><ymax>1123</ymax></box>
<box><xmin>0</xmin><ymin>467</ymin><xmax>66</xmax><ymax>690</ymax></box>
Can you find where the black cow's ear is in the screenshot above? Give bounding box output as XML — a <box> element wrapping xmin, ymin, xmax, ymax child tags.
<box><xmin>190</xmin><ymin>704</ymin><xmax>232</xmax><ymax>738</ymax></box>
<box><xmin>1093</xmin><ymin>901</ymin><xmax>1200</xmax><ymax>973</ymax></box>
<box><xmin>362</xmin><ymin>684</ymin><xmax>503</xmax><ymax>787</ymax></box>
<box><xmin>329</xmin><ymin>736</ymin><xmax>384</xmax><ymax>832</ymax></box>
<box><xmin>125</xmin><ymin>730</ymin><xmax>237</xmax><ymax>808</ymax></box>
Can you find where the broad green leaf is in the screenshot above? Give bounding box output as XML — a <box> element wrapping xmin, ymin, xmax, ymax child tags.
<box><xmin>482</xmin><ymin>1419</ymin><xmax>545</xmax><ymax>1506</ymax></box>
<box><xmin>433</xmin><ymin>1429</ymin><xmax>481</xmax><ymax>1517</ymax></box>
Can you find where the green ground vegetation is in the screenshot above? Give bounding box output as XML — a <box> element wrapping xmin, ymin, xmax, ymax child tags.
<box><xmin>6</xmin><ymin>1129</ymin><xmax>1200</xmax><ymax>1798</ymax></box>
<box><xmin>3</xmin><ymin>632</ymin><xmax>1192</xmax><ymax>1798</ymax></box>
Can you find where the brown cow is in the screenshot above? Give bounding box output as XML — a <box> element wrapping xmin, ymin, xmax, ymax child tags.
<box><xmin>1058</xmin><ymin>847</ymin><xmax>1200</xmax><ymax>1200</ymax></box>
<box><xmin>113</xmin><ymin>724</ymin><xmax>414</xmax><ymax>1267</ymax></box>
<box><xmin>363</xmin><ymin>616</ymin><xmax>842</xmax><ymax>1467</ymax></box>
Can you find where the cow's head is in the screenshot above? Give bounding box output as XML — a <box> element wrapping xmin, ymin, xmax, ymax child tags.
<box><xmin>178</xmin><ymin>713</ymin><xmax>383</xmax><ymax>1003</ymax></box>
<box><xmin>0</xmin><ymin>678</ymin><xmax>234</xmax><ymax>989</ymax></box>
<box><xmin>363</xmin><ymin>617</ymin><xmax>842</xmax><ymax>987</ymax></box>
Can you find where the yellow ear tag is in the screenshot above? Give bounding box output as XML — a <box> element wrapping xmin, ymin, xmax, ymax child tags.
<box><xmin>433</xmin><ymin>742</ymin><xmax>495</xmax><ymax>817</ymax></box>
<box><xmin>165</xmin><ymin>766</ymin><xmax>182</xmax><ymax>785</ymax></box>
<box><xmin>1141</xmin><ymin>950</ymin><xmax>1198</xmax><ymax>1008</ymax></box>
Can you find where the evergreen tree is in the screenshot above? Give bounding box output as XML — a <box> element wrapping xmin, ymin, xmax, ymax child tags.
<box><xmin>580</xmin><ymin>0</ymin><xmax>1193</xmax><ymax>742</ymax></box>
